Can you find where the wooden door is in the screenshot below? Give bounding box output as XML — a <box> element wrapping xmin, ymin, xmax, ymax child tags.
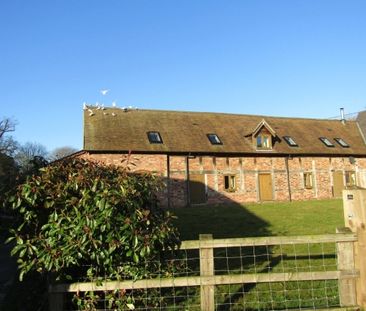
<box><xmin>259</xmin><ymin>173</ymin><xmax>273</xmax><ymax>201</ymax></box>
<box><xmin>333</xmin><ymin>171</ymin><xmax>344</xmax><ymax>198</ymax></box>
<box><xmin>189</xmin><ymin>174</ymin><xmax>206</xmax><ymax>204</ymax></box>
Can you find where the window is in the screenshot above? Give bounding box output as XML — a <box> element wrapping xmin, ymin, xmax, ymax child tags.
<box><xmin>147</xmin><ymin>131</ymin><xmax>163</xmax><ymax>144</ymax></box>
<box><xmin>345</xmin><ymin>171</ymin><xmax>356</xmax><ymax>187</ymax></box>
<box><xmin>207</xmin><ymin>134</ymin><xmax>222</xmax><ymax>145</ymax></box>
<box><xmin>224</xmin><ymin>175</ymin><xmax>236</xmax><ymax>192</ymax></box>
<box><xmin>334</xmin><ymin>138</ymin><xmax>350</xmax><ymax>148</ymax></box>
<box><xmin>319</xmin><ymin>137</ymin><xmax>335</xmax><ymax>147</ymax></box>
<box><xmin>303</xmin><ymin>172</ymin><xmax>313</xmax><ymax>189</ymax></box>
<box><xmin>256</xmin><ymin>134</ymin><xmax>272</xmax><ymax>149</ymax></box>
<box><xmin>283</xmin><ymin>136</ymin><xmax>298</xmax><ymax>147</ymax></box>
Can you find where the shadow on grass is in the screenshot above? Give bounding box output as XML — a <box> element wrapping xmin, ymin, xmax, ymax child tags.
<box><xmin>164</xmin><ymin>174</ymin><xmax>278</xmax><ymax>239</ymax></box>
<box><xmin>169</xmin><ymin>203</ymin><xmax>272</xmax><ymax>240</ymax></box>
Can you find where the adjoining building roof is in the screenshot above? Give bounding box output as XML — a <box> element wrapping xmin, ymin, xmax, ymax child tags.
<box><xmin>84</xmin><ymin>107</ymin><xmax>366</xmax><ymax>156</ymax></box>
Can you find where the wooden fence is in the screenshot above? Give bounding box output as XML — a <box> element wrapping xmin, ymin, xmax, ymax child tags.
<box><xmin>49</xmin><ymin>227</ymin><xmax>361</xmax><ymax>311</ymax></box>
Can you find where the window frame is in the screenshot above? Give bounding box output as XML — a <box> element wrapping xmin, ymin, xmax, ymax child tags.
<box><xmin>334</xmin><ymin>138</ymin><xmax>350</xmax><ymax>148</ymax></box>
<box><xmin>224</xmin><ymin>174</ymin><xmax>236</xmax><ymax>192</ymax></box>
<box><xmin>345</xmin><ymin>171</ymin><xmax>356</xmax><ymax>187</ymax></box>
<box><xmin>319</xmin><ymin>137</ymin><xmax>335</xmax><ymax>147</ymax></box>
<box><xmin>256</xmin><ymin>133</ymin><xmax>272</xmax><ymax>150</ymax></box>
<box><xmin>283</xmin><ymin>136</ymin><xmax>298</xmax><ymax>147</ymax></box>
<box><xmin>207</xmin><ymin>133</ymin><xmax>223</xmax><ymax>145</ymax></box>
<box><xmin>147</xmin><ymin>131</ymin><xmax>163</xmax><ymax>144</ymax></box>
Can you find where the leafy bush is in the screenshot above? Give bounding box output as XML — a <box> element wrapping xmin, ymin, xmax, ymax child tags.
<box><xmin>5</xmin><ymin>158</ymin><xmax>180</xmax><ymax>309</ymax></box>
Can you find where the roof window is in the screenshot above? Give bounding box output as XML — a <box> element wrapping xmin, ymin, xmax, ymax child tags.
<box><xmin>147</xmin><ymin>131</ymin><xmax>163</xmax><ymax>144</ymax></box>
<box><xmin>283</xmin><ymin>136</ymin><xmax>298</xmax><ymax>147</ymax></box>
<box><xmin>334</xmin><ymin>138</ymin><xmax>350</xmax><ymax>148</ymax></box>
<box><xmin>319</xmin><ymin>137</ymin><xmax>334</xmax><ymax>147</ymax></box>
<box><xmin>207</xmin><ymin>134</ymin><xmax>222</xmax><ymax>145</ymax></box>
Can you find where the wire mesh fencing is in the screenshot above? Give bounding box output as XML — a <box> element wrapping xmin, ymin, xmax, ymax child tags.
<box><xmin>50</xmin><ymin>230</ymin><xmax>359</xmax><ymax>311</ymax></box>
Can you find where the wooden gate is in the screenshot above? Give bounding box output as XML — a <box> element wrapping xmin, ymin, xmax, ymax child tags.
<box><xmin>189</xmin><ymin>174</ymin><xmax>206</xmax><ymax>205</ymax></box>
<box><xmin>259</xmin><ymin>173</ymin><xmax>273</xmax><ymax>201</ymax></box>
<box><xmin>333</xmin><ymin>171</ymin><xmax>344</xmax><ymax>198</ymax></box>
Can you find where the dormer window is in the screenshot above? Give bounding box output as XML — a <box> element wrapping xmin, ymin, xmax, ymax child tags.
<box><xmin>147</xmin><ymin>131</ymin><xmax>163</xmax><ymax>144</ymax></box>
<box><xmin>334</xmin><ymin>138</ymin><xmax>349</xmax><ymax>148</ymax></box>
<box><xmin>319</xmin><ymin>137</ymin><xmax>334</xmax><ymax>147</ymax></box>
<box><xmin>250</xmin><ymin>119</ymin><xmax>276</xmax><ymax>151</ymax></box>
<box><xmin>256</xmin><ymin>133</ymin><xmax>271</xmax><ymax>149</ymax></box>
<box><xmin>283</xmin><ymin>136</ymin><xmax>298</xmax><ymax>147</ymax></box>
<box><xmin>207</xmin><ymin>134</ymin><xmax>222</xmax><ymax>145</ymax></box>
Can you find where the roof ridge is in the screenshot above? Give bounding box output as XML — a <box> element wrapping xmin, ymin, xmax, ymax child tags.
<box><xmin>91</xmin><ymin>107</ymin><xmax>356</xmax><ymax>123</ymax></box>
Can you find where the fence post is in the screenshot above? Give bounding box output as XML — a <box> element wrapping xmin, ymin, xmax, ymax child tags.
<box><xmin>356</xmin><ymin>227</ymin><xmax>366</xmax><ymax>309</ymax></box>
<box><xmin>336</xmin><ymin>227</ymin><xmax>357</xmax><ymax>306</ymax></box>
<box><xmin>343</xmin><ymin>189</ymin><xmax>366</xmax><ymax>309</ymax></box>
<box><xmin>49</xmin><ymin>290</ymin><xmax>64</xmax><ymax>311</ymax></box>
<box><xmin>199</xmin><ymin>234</ymin><xmax>214</xmax><ymax>311</ymax></box>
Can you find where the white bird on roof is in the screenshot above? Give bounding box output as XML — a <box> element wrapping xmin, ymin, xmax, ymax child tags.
<box><xmin>112</xmin><ymin>101</ymin><xmax>117</xmax><ymax>107</ymax></box>
<box><xmin>100</xmin><ymin>89</ymin><xmax>110</xmax><ymax>96</ymax></box>
<box><xmin>83</xmin><ymin>102</ymin><xmax>87</xmax><ymax>110</ymax></box>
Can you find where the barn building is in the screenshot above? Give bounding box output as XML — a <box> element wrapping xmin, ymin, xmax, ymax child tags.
<box><xmin>81</xmin><ymin>107</ymin><xmax>366</xmax><ymax>207</ymax></box>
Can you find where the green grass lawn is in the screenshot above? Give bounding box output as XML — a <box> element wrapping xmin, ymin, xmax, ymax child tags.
<box><xmin>169</xmin><ymin>199</ymin><xmax>345</xmax><ymax>240</ymax></box>
<box><xmin>167</xmin><ymin>199</ymin><xmax>346</xmax><ymax>310</ymax></box>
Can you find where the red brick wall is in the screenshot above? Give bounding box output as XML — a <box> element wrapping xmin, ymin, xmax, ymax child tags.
<box><xmin>81</xmin><ymin>152</ymin><xmax>366</xmax><ymax>207</ymax></box>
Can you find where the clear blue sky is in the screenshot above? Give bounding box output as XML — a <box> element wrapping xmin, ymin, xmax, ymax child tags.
<box><xmin>1</xmin><ymin>0</ymin><xmax>366</xmax><ymax>151</ymax></box>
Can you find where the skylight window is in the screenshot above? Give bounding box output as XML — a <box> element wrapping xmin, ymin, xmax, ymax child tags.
<box><xmin>334</xmin><ymin>138</ymin><xmax>350</xmax><ymax>148</ymax></box>
<box><xmin>283</xmin><ymin>136</ymin><xmax>298</xmax><ymax>147</ymax></box>
<box><xmin>319</xmin><ymin>137</ymin><xmax>334</xmax><ymax>147</ymax></box>
<box><xmin>207</xmin><ymin>134</ymin><xmax>222</xmax><ymax>145</ymax></box>
<box><xmin>147</xmin><ymin>131</ymin><xmax>163</xmax><ymax>144</ymax></box>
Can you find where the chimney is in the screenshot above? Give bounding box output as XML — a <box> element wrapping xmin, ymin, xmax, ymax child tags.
<box><xmin>340</xmin><ymin>107</ymin><xmax>345</xmax><ymax>124</ymax></box>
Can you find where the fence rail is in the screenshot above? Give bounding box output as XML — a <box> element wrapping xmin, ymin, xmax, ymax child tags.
<box><xmin>180</xmin><ymin>233</ymin><xmax>358</xmax><ymax>249</ymax></box>
<box><xmin>49</xmin><ymin>229</ymin><xmax>360</xmax><ymax>311</ymax></box>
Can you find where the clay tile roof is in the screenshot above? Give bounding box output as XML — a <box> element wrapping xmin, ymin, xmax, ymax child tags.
<box><xmin>84</xmin><ymin>108</ymin><xmax>366</xmax><ymax>156</ymax></box>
